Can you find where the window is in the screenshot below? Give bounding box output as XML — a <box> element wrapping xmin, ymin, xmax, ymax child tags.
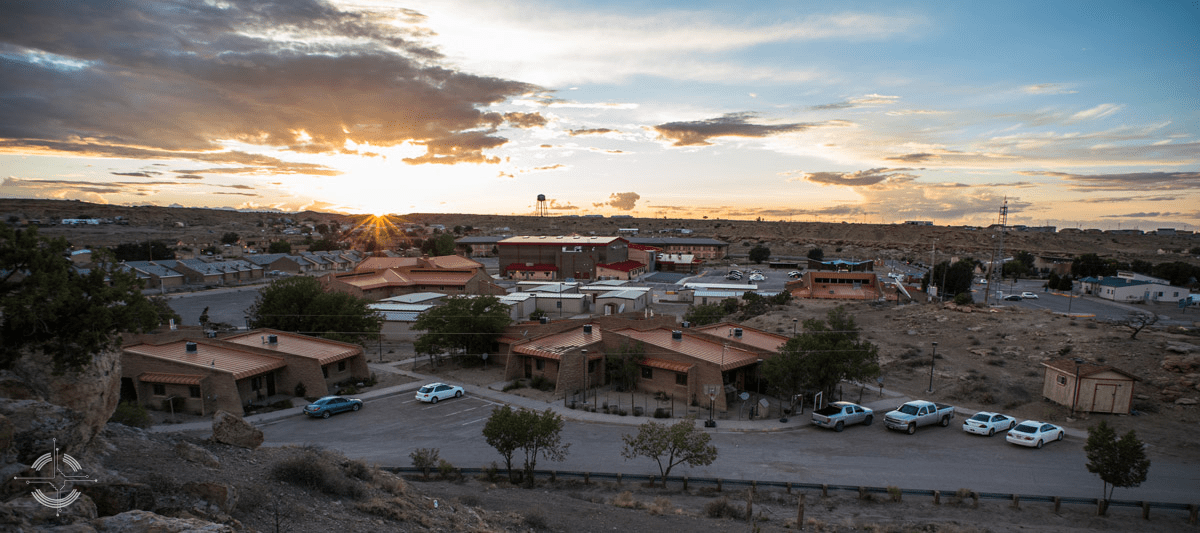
<box><xmin>322</xmin><ymin>366</ymin><xmax>329</xmax><ymax>378</ymax></box>
<box><xmin>587</xmin><ymin>360</ymin><xmax>598</xmax><ymax>373</ymax></box>
<box><xmin>675</xmin><ymin>373</ymin><xmax>687</xmax><ymax>385</ymax></box>
<box><xmin>152</xmin><ymin>383</ymin><xmax>165</xmax><ymax>396</ymax></box>
<box><xmin>641</xmin><ymin>367</ymin><xmax>653</xmax><ymax>379</ymax></box>
<box><xmin>189</xmin><ymin>385</ymin><xmax>201</xmax><ymax>398</ymax></box>
<box><xmin>1056</xmin><ymin>374</ymin><xmax>1068</xmax><ymax>386</ymax></box>
<box><xmin>337</xmin><ymin>361</ymin><xmax>346</xmax><ymax>372</ymax></box>
<box><xmin>251</xmin><ymin>377</ymin><xmax>262</xmax><ymax>390</ymax></box>
<box><xmin>535</xmin><ymin>359</ymin><xmax>545</xmax><ymax>371</ymax></box>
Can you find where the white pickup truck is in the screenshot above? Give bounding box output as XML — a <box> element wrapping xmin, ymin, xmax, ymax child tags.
<box><xmin>884</xmin><ymin>400</ymin><xmax>955</xmax><ymax>434</ymax></box>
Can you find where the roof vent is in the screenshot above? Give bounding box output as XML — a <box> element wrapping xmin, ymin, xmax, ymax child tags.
<box><xmin>185</xmin><ymin>341</ymin><xmax>197</xmax><ymax>354</ymax></box>
<box><xmin>268</xmin><ymin>334</ymin><xmax>278</xmax><ymax>344</ymax></box>
<box><xmin>671</xmin><ymin>330</ymin><xmax>682</xmax><ymax>341</ymax></box>
<box><xmin>583</xmin><ymin>324</ymin><xmax>593</xmax><ymax>334</ymax></box>
<box><xmin>681</xmin><ymin>321</ymin><xmax>691</xmax><ymax>328</ymax></box>
<box><xmin>734</xmin><ymin>328</ymin><xmax>743</xmax><ymax>338</ymax></box>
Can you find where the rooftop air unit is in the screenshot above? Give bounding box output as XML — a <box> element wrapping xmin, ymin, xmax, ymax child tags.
<box><xmin>583</xmin><ymin>324</ymin><xmax>593</xmax><ymax>334</ymax></box>
<box><xmin>185</xmin><ymin>342</ymin><xmax>197</xmax><ymax>354</ymax></box>
<box><xmin>268</xmin><ymin>334</ymin><xmax>278</xmax><ymax>344</ymax></box>
<box><xmin>671</xmin><ymin>330</ymin><xmax>682</xmax><ymax>341</ymax></box>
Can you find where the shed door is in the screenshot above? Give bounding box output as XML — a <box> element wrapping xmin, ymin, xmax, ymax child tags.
<box><xmin>1092</xmin><ymin>383</ymin><xmax>1118</xmax><ymax>412</ymax></box>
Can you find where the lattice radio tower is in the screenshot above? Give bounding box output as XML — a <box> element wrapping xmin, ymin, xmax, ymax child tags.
<box><xmin>536</xmin><ymin>194</ymin><xmax>548</xmax><ymax>217</ymax></box>
<box><xmin>986</xmin><ymin>197</ymin><xmax>1008</xmax><ymax>304</ymax></box>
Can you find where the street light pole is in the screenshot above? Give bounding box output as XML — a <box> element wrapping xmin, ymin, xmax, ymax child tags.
<box><xmin>927</xmin><ymin>342</ymin><xmax>938</xmax><ymax>393</ymax></box>
<box><xmin>792</xmin><ymin>318</ymin><xmax>798</xmax><ymax>336</ymax></box>
<box><xmin>581</xmin><ymin>349</ymin><xmax>588</xmax><ymax>406</ymax></box>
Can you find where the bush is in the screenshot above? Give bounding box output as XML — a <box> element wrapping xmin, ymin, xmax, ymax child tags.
<box><xmin>109</xmin><ymin>401</ymin><xmax>152</xmax><ymax>428</ymax></box>
<box><xmin>953</xmin><ymin>292</ymin><xmax>973</xmax><ymax>305</ymax></box>
<box><xmin>294</xmin><ymin>382</ymin><xmax>306</xmax><ymax>398</ymax></box>
<box><xmin>502</xmin><ymin>380</ymin><xmax>525</xmax><ymax>392</ymax></box>
<box><xmin>704</xmin><ymin>497</ymin><xmax>744</xmax><ymax>519</ymax></box>
<box><xmin>437</xmin><ymin>459</ymin><xmax>456</xmax><ymax>479</ymax></box>
<box><xmin>530</xmin><ymin>375</ymin><xmax>554</xmax><ymax>391</ymax></box>
<box><xmin>653</xmin><ymin>408</ymin><xmax>671</xmax><ymax>418</ymax></box>
<box><xmin>410</xmin><ymin>448</ymin><xmax>440</xmax><ymax>477</ymax></box>
<box><xmin>271</xmin><ymin>453</ymin><xmax>365</xmax><ymax>499</ymax></box>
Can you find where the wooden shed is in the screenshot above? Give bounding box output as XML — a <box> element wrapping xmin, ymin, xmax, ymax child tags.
<box><xmin>1041</xmin><ymin>358</ymin><xmax>1140</xmax><ymax>415</ymax></box>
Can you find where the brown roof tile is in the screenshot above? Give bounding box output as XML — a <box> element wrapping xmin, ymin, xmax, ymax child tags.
<box><xmin>613</xmin><ymin>328</ymin><xmax>760</xmax><ymax>371</ymax></box>
<box><xmin>641</xmin><ymin>357</ymin><xmax>693</xmax><ymax>373</ymax></box>
<box><xmin>513</xmin><ymin>327</ymin><xmax>602</xmax><ymax>360</ymax></box>
<box><xmin>224</xmin><ymin>330</ymin><xmax>362</xmax><ymax>365</ymax></box>
<box><xmin>137</xmin><ymin>372</ymin><xmax>203</xmax><ymax>385</ymax></box>
<box><xmin>125</xmin><ymin>341</ymin><xmax>286</xmax><ymax>380</ymax></box>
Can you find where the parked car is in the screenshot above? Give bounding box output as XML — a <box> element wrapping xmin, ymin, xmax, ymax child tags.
<box><xmin>1003</xmin><ymin>294</ymin><xmax>1022</xmax><ymax>301</ymax></box>
<box><xmin>788</xmin><ymin>270</ymin><xmax>801</xmax><ymax>278</ymax></box>
<box><xmin>303</xmin><ymin>396</ymin><xmax>363</xmax><ymax>419</ymax></box>
<box><xmin>962</xmin><ymin>411</ymin><xmax>1016</xmax><ymax>436</ymax></box>
<box><xmin>748</xmin><ymin>273</ymin><xmax>766</xmax><ymax>281</ymax></box>
<box><xmin>885</xmin><ymin>400</ymin><xmax>956</xmax><ymax>434</ymax></box>
<box><xmin>812</xmin><ymin>401</ymin><xmax>874</xmax><ymax>432</ymax></box>
<box><xmin>1006</xmin><ymin>420</ymin><xmax>1064</xmax><ymax>448</ymax></box>
<box><xmin>415</xmin><ymin>382</ymin><xmax>464</xmax><ymax>403</ymax></box>
<box><xmin>1020</xmin><ymin>292</ymin><xmax>1039</xmax><ymax>299</ymax></box>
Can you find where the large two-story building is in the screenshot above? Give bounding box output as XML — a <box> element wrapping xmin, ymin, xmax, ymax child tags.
<box><xmin>498</xmin><ymin>236</ymin><xmax>631</xmax><ymax>281</ymax></box>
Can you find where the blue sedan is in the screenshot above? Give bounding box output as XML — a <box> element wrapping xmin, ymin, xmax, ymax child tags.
<box><xmin>303</xmin><ymin>396</ymin><xmax>363</xmax><ymax>419</ymax></box>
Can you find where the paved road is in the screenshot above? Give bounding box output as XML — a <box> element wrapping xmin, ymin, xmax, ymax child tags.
<box><xmin>166</xmin><ymin>285</ymin><xmax>264</xmax><ymax>328</ymax></box>
<box><xmin>261</xmin><ymin>386</ymin><xmax>1200</xmax><ymax>504</ymax></box>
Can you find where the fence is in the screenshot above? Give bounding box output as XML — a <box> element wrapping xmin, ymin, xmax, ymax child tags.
<box><xmin>385</xmin><ymin>466</ymin><xmax>1199</xmax><ymax>524</ymax></box>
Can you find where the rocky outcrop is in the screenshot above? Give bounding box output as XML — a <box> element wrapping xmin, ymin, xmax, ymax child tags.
<box><xmin>0</xmin><ymin>398</ymin><xmax>90</xmax><ymax>463</ymax></box>
<box><xmin>1166</xmin><ymin>342</ymin><xmax>1198</xmax><ymax>354</ymax></box>
<box><xmin>1161</xmin><ymin>355</ymin><xmax>1200</xmax><ymax>373</ymax></box>
<box><xmin>0</xmin><ymin>492</ymin><xmax>98</xmax><ymax>529</ymax></box>
<box><xmin>175</xmin><ymin>441</ymin><xmax>220</xmax><ymax>468</ymax></box>
<box><xmin>79</xmin><ymin>482</ymin><xmax>155</xmax><ymax>517</ymax></box>
<box><xmin>91</xmin><ymin>509</ymin><xmax>235</xmax><ymax>532</ymax></box>
<box><xmin>182</xmin><ymin>481</ymin><xmax>238</xmax><ymax>514</ymax></box>
<box><xmin>0</xmin><ymin>347</ymin><xmax>122</xmax><ymax>449</ymax></box>
<box><xmin>210</xmin><ymin>411</ymin><xmax>262</xmax><ymax>449</ymax></box>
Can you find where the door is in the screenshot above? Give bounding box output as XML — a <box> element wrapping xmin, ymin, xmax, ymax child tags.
<box><xmin>266</xmin><ymin>373</ymin><xmax>276</xmax><ymax>396</ymax></box>
<box><xmin>524</xmin><ymin>358</ymin><xmax>532</xmax><ymax>379</ymax></box>
<box><xmin>1092</xmin><ymin>383</ymin><xmax>1118</xmax><ymax>412</ymax></box>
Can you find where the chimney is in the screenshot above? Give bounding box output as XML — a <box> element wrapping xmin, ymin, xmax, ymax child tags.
<box><xmin>185</xmin><ymin>341</ymin><xmax>198</xmax><ymax>354</ymax></box>
<box><xmin>583</xmin><ymin>324</ymin><xmax>593</xmax><ymax>334</ymax></box>
<box><xmin>671</xmin><ymin>330</ymin><xmax>682</xmax><ymax>341</ymax></box>
<box><xmin>268</xmin><ymin>334</ymin><xmax>278</xmax><ymax>344</ymax></box>
<box><xmin>734</xmin><ymin>328</ymin><xmax>743</xmax><ymax>338</ymax></box>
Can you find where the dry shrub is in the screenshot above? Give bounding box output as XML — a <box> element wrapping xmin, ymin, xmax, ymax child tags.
<box><xmin>271</xmin><ymin>453</ymin><xmax>366</xmax><ymax>499</ymax></box>
<box><xmin>704</xmin><ymin>497</ymin><xmax>744</xmax><ymax>519</ymax></box>
<box><xmin>612</xmin><ymin>490</ymin><xmax>641</xmax><ymax>509</ymax></box>
<box><xmin>524</xmin><ymin>508</ymin><xmax>550</xmax><ymax>530</ymax></box>
<box><xmin>355</xmin><ymin>496</ymin><xmax>431</xmax><ymax>527</ymax></box>
<box><xmin>647</xmin><ymin>496</ymin><xmax>672</xmax><ymax>515</ymax></box>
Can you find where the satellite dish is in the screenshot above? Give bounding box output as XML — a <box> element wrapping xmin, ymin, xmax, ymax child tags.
<box><xmin>739</xmin><ymin>392</ymin><xmax>750</xmax><ymax>401</ymax></box>
<box><xmin>759</xmin><ymin>398</ymin><xmax>769</xmax><ymax>408</ymax></box>
<box><xmin>481</xmin><ymin>353</ymin><xmax>488</xmax><ymax>360</ymax></box>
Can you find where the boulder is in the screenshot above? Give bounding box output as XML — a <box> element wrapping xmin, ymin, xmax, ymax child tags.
<box><xmin>1161</xmin><ymin>355</ymin><xmax>1200</xmax><ymax>373</ymax></box>
<box><xmin>91</xmin><ymin>509</ymin><xmax>235</xmax><ymax>532</ymax></box>
<box><xmin>182</xmin><ymin>481</ymin><xmax>238</xmax><ymax>514</ymax></box>
<box><xmin>1166</xmin><ymin>342</ymin><xmax>1198</xmax><ymax>354</ymax></box>
<box><xmin>0</xmin><ymin>492</ymin><xmax>98</xmax><ymax>526</ymax></box>
<box><xmin>210</xmin><ymin>411</ymin><xmax>262</xmax><ymax>449</ymax></box>
<box><xmin>175</xmin><ymin>441</ymin><xmax>220</xmax><ymax>469</ymax></box>
<box><xmin>0</xmin><ymin>347</ymin><xmax>122</xmax><ymax>451</ymax></box>
<box><xmin>1175</xmin><ymin>398</ymin><xmax>1198</xmax><ymax>406</ymax></box>
<box><xmin>78</xmin><ymin>482</ymin><xmax>155</xmax><ymax>517</ymax></box>
<box><xmin>0</xmin><ymin>399</ymin><xmax>90</xmax><ymax>464</ymax></box>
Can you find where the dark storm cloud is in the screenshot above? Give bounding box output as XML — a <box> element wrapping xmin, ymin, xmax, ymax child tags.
<box><xmin>1060</xmin><ymin>172</ymin><xmax>1200</xmax><ymax>191</ymax></box>
<box><xmin>885</xmin><ymin>153</ymin><xmax>939</xmax><ymax>163</ymax></box>
<box><xmin>651</xmin><ymin>112</ymin><xmax>847</xmax><ymax>147</ymax></box>
<box><xmin>0</xmin><ymin>0</ymin><xmax>539</xmax><ymax>170</ymax></box>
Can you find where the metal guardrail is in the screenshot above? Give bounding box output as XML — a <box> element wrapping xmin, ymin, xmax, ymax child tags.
<box><xmin>384</xmin><ymin>466</ymin><xmax>1199</xmax><ymax>522</ymax></box>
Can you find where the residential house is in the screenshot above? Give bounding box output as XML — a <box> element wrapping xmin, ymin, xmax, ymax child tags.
<box><xmin>120</xmin><ymin>260</ymin><xmax>187</xmax><ymax>290</ymax></box>
<box><xmin>596</xmin><ymin>260</ymin><xmax>647</xmax><ymax>280</ymax></box>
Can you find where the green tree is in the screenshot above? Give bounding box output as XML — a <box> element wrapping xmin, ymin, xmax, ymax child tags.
<box><xmin>220</xmin><ymin>232</ymin><xmax>240</xmax><ymax>245</ymax></box>
<box><xmin>421</xmin><ymin>233</ymin><xmax>456</xmax><ymax>256</ymax></box>
<box><xmin>606</xmin><ymin>341</ymin><xmax>645</xmax><ymax>392</ymax></box>
<box><xmin>748</xmin><ymin>244</ymin><xmax>771</xmax><ymax>264</ymax></box>
<box><xmin>1</xmin><ymin>225</ymin><xmax>160</xmax><ymax>372</ymax></box>
<box><xmin>621</xmin><ymin>417</ymin><xmax>718</xmax><ymax>485</ymax></box>
<box><xmin>112</xmin><ymin>240</ymin><xmax>173</xmax><ymax>261</ymax></box>
<box><xmin>268</xmin><ymin>240</ymin><xmax>292</xmax><ymax>254</ymax></box>
<box><xmin>763</xmin><ymin>305</ymin><xmax>880</xmax><ymax>400</ymax></box>
<box><xmin>1072</xmin><ymin>253</ymin><xmax>1117</xmax><ymax>278</ymax></box>
<box><xmin>528</xmin><ymin>308</ymin><xmax>548</xmax><ymax>322</ymax></box>
<box><xmin>923</xmin><ymin>258</ymin><xmax>975</xmax><ymax>300</ymax></box>
<box><xmin>482</xmin><ymin>406</ymin><xmax>570</xmax><ymax>485</ymax></box>
<box><xmin>246</xmin><ymin>276</ymin><xmax>382</xmax><ymax>344</ymax></box>
<box><xmin>683</xmin><ymin>303</ymin><xmax>726</xmax><ymax>326</ymax></box>
<box><xmin>413</xmin><ymin>295</ymin><xmax>511</xmax><ymax>362</ymax></box>
<box><xmin>806</xmin><ymin>248</ymin><xmax>824</xmax><ymax>261</ymax></box>
<box><xmin>1085</xmin><ymin>420</ymin><xmax>1150</xmax><ymax>500</ymax></box>
<box><xmin>308</xmin><ymin>237</ymin><xmax>341</xmax><ymax>252</ymax></box>
<box><xmin>148</xmin><ymin>295</ymin><xmax>181</xmax><ymax>326</ymax></box>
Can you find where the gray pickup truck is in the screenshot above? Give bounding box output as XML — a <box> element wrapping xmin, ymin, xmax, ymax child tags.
<box><xmin>811</xmin><ymin>401</ymin><xmax>874</xmax><ymax>432</ymax></box>
<box><xmin>884</xmin><ymin>400</ymin><xmax>955</xmax><ymax>434</ymax></box>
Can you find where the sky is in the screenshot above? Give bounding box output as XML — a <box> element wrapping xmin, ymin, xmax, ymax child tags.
<box><xmin>1</xmin><ymin>1</ymin><xmax>1197</xmax><ymax>229</ymax></box>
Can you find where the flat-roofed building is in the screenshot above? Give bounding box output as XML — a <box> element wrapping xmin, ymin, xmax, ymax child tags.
<box><xmin>498</xmin><ymin>235</ymin><xmax>630</xmax><ymax>281</ymax></box>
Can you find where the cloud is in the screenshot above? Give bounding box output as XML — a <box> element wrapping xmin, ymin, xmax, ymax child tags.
<box><xmin>175</xmin><ymin>174</ymin><xmax>204</xmax><ymax>180</ymax></box>
<box><xmin>1070</xmin><ymin>103</ymin><xmax>1124</xmax><ymax>121</ymax></box>
<box><xmin>885</xmin><ymin>153</ymin><xmax>939</xmax><ymax>163</ymax></box>
<box><xmin>1022</xmin><ymin>83</ymin><xmax>1077</xmax><ymax>95</ymax></box>
<box><xmin>0</xmin><ymin>0</ymin><xmax>539</xmax><ymax>171</ymax></box>
<box><xmin>110</xmin><ymin>171</ymin><xmax>161</xmax><ymax>177</ymax></box>
<box><xmin>1016</xmin><ymin>170</ymin><xmax>1074</xmax><ymax>178</ymax></box>
<box><xmin>568</xmin><ymin>128</ymin><xmax>616</xmax><ymax>136</ymax></box>
<box><xmin>652</xmin><ymin>112</ymin><xmax>848</xmax><ymax>147</ymax></box>
<box><xmin>1052</xmin><ymin>171</ymin><xmax>1200</xmax><ymax>191</ymax></box>
<box><xmin>810</xmin><ymin>94</ymin><xmax>899</xmax><ymax>110</ymax></box>
<box><xmin>1099</xmin><ymin>212</ymin><xmax>1184</xmax><ymax>218</ymax></box>
<box><xmin>593</xmin><ymin>192</ymin><xmax>640</xmax><ymax>210</ymax></box>
<box><xmin>546</xmin><ymin>199</ymin><xmax>577</xmax><ymax>210</ymax></box>
<box><xmin>1077</xmin><ymin>195</ymin><xmax>1180</xmax><ymax>203</ymax></box>
<box><xmin>532</xmin><ymin>164</ymin><xmax>565</xmax><ymax>172</ymax></box>
<box><xmin>794</xmin><ymin>168</ymin><xmax>918</xmax><ymax>188</ymax></box>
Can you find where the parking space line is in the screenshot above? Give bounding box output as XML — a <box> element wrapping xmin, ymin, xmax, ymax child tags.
<box><xmin>462</xmin><ymin>416</ymin><xmax>488</xmax><ymax>426</ymax></box>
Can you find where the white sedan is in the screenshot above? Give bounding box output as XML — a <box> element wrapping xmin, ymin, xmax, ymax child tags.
<box><xmin>962</xmin><ymin>411</ymin><xmax>1016</xmax><ymax>436</ymax></box>
<box><xmin>1006</xmin><ymin>420</ymin><xmax>1064</xmax><ymax>448</ymax></box>
<box><xmin>1020</xmin><ymin>292</ymin><xmax>1039</xmax><ymax>299</ymax></box>
<box><xmin>748</xmin><ymin>273</ymin><xmax>766</xmax><ymax>281</ymax></box>
<box><xmin>415</xmin><ymin>382</ymin><xmax>464</xmax><ymax>404</ymax></box>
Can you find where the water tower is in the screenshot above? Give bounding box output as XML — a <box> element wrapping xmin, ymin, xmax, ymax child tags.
<box><xmin>536</xmin><ymin>194</ymin><xmax>548</xmax><ymax>217</ymax></box>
